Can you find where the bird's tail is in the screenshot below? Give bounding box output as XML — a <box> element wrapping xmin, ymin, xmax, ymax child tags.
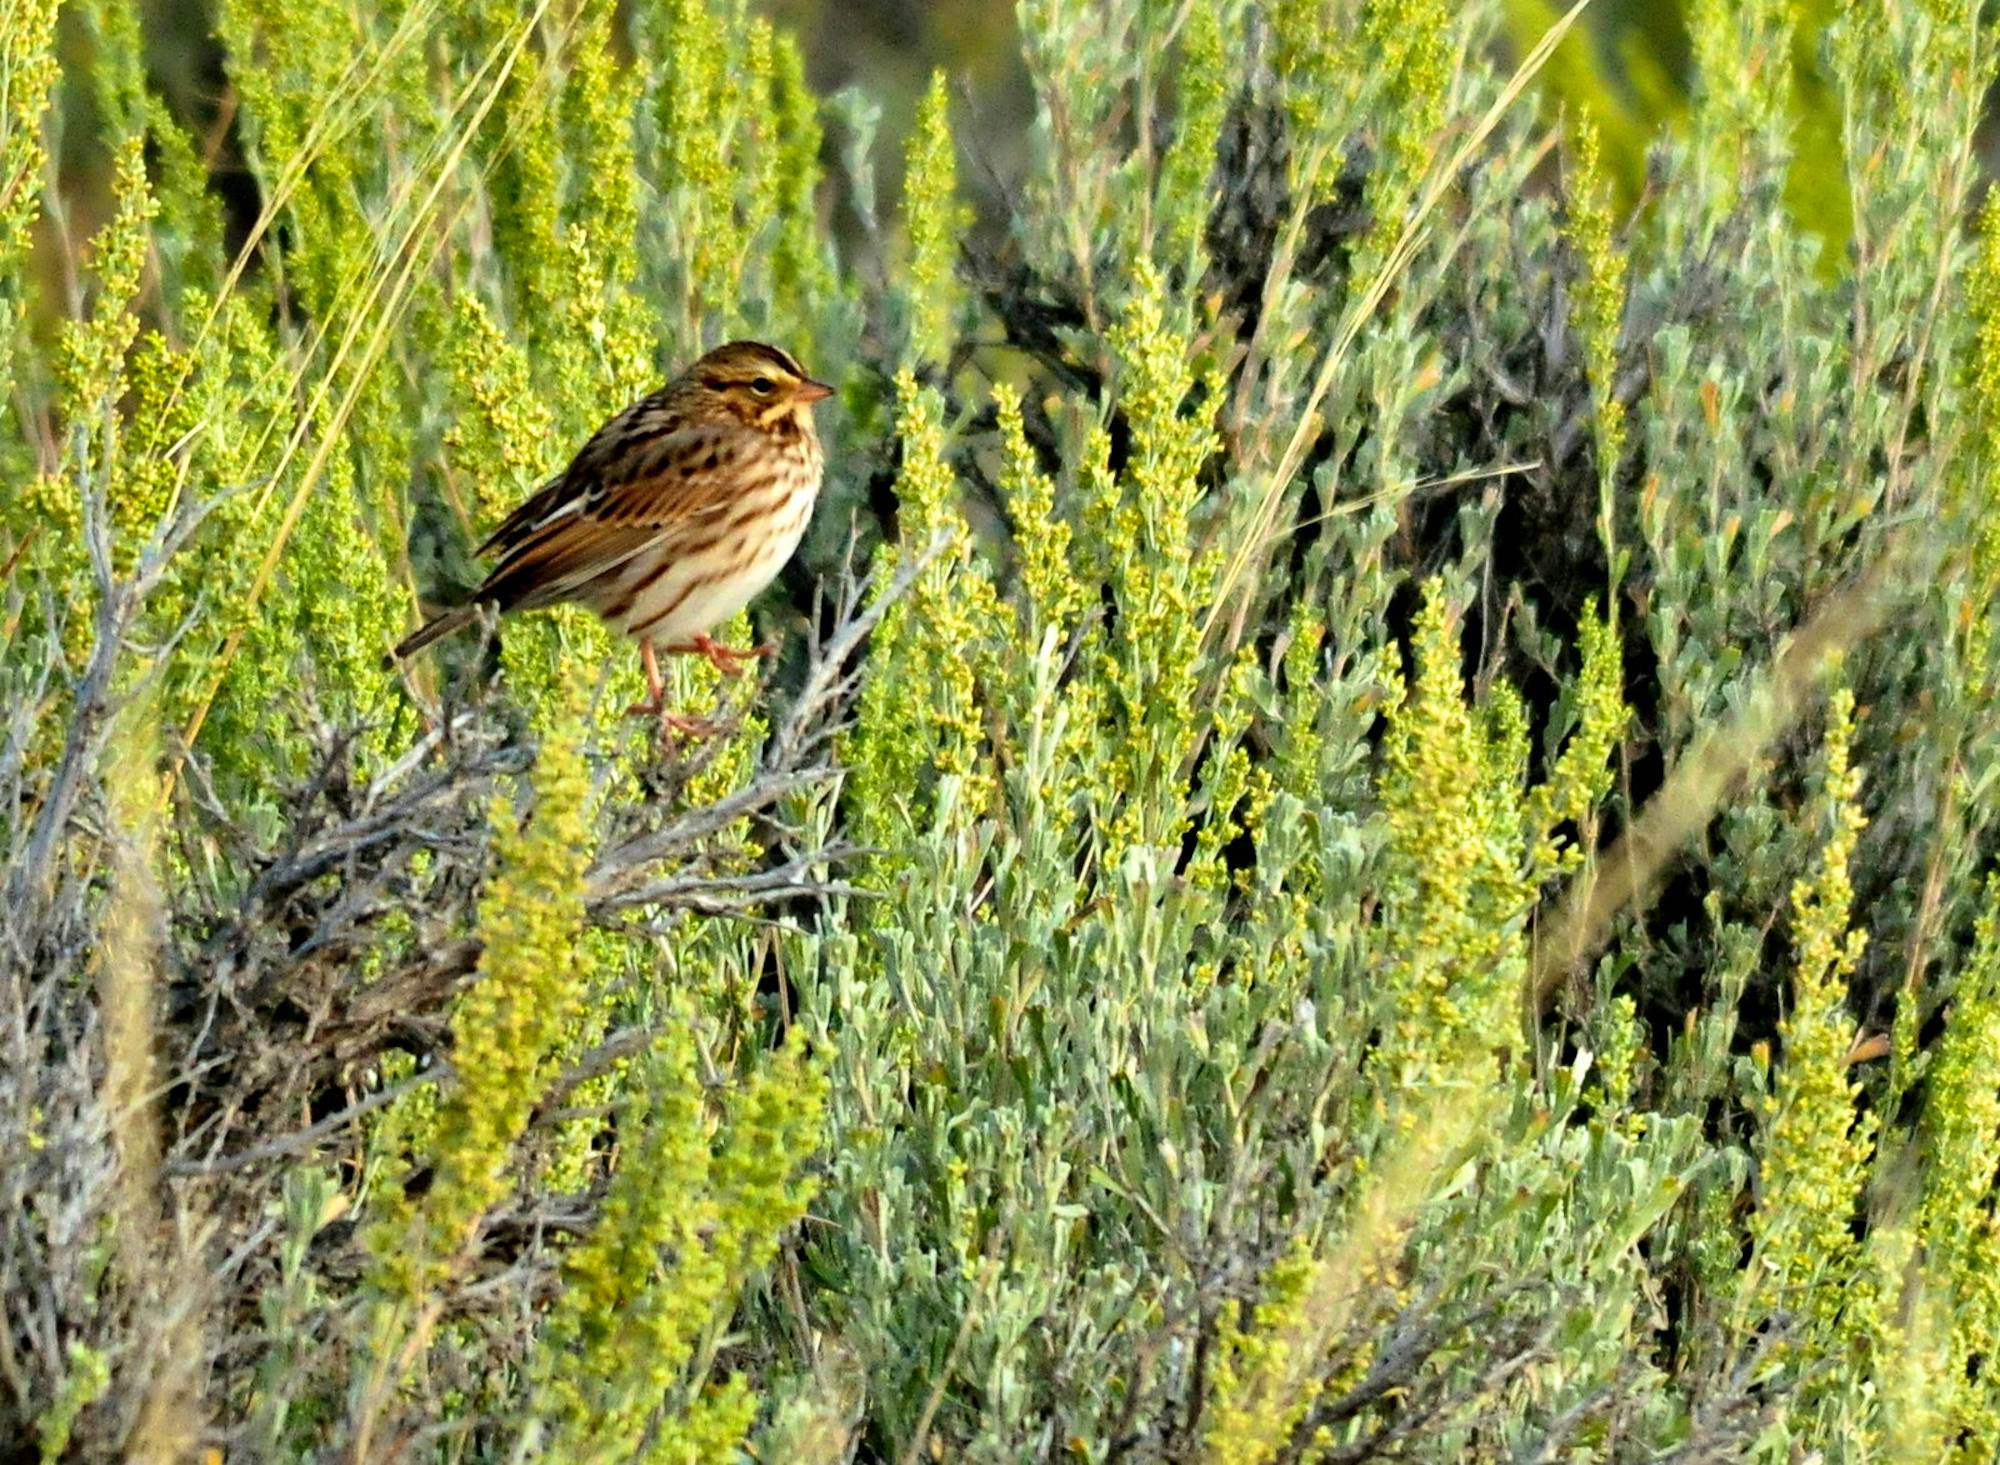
<box><xmin>391</xmin><ymin>604</ymin><xmax>480</xmax><ymax>661</ymax></box>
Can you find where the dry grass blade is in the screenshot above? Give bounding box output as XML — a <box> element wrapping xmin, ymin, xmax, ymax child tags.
<box><xmin>1529</xmin><ymin>535</ymin><xmax>1914</xmax><ymax>1011</ymax></box>
<box><xmin>172</xmin><ymin>0</ymin><xmax>571</xmax><ymax>771</ymax></box>
<box><xmin>1203</xmin><ymin>0</ymin><xmax>1596</xmax><ymax>653</ymax></box>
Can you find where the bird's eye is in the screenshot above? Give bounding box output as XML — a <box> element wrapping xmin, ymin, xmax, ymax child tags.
<box><xmin>750</xmin><ymin>376</ymin><xmax>776</xmax><ymax>396</ymax></box>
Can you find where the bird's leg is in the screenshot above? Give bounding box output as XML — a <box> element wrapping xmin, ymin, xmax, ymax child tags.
<box><xmin>623</xmin><ymin>639</ymin><xmax>668</xmax><ymax>719</ymax></box>
<box><xmin>663</xmin><ymin>632</ymin><xmax>776</xmax><ymax>678</ymax></box>
<box><xmin>622</xmin><ymin>640</ymin><xmax>721</xmax><ymax>742</ymax></box>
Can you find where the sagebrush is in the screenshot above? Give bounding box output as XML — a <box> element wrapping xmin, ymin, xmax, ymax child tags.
<box><xmin>4</xmin><ymin>0</ymin><xmax>1999</xmax><ymax>1460</ymax></box>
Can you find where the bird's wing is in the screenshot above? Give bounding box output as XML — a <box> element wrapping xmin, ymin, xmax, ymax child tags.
<box><xmin>475</xmin><ymin>391</ymin><xmax>674</xmax><ymax>558</ymax></box>
<box><xmin>472</xmin><ymin>417</ymin><xmax>747</xmax><ymax>610</ymax></box>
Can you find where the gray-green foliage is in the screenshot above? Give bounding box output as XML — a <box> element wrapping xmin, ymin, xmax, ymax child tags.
<box><xmin>4</xmin><ymin>0</ymin><xmax>2000</xmax><ymax>1460</ymax></box>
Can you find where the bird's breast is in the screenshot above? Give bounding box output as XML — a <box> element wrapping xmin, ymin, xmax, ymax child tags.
<box><xmin>588</xmin><ymin>457</ymin><xmax>822</xmax><ymax>644</ymax></box>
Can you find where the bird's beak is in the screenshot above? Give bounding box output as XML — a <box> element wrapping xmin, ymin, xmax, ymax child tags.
<box><xmin>796</xmin><ymin>378</ymin><xmax>835</xmax><ymax>404</ymax></box>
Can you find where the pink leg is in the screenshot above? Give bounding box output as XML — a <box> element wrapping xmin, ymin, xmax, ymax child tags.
<box><xmin>622</xmin><ymin>640</ymin><xmax>722</xmax><ymax>743</ymax></box>
<box><xmin>622</xmin><ymin>640</ymin><xmax>668</xmax><ymax>718</ymax></box>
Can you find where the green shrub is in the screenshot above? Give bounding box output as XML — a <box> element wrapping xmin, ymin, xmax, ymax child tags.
<box><xmin>5</xmin><ymin>0</ymin><xmax>2000</xmax><ymax>1459</ymax></box>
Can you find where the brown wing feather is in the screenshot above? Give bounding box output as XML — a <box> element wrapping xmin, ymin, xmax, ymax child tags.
<box><xmin>471</xmin><ymin>418</ymin><xmax>750</xmax><ymax>611</ymax></box>
<box><xmin>475</xmin><ymin>474</ymin><xmax>572</xmax><ymax>559</ymax></box>
<box><xmin>475</xmin><ymin>390</ymin><xmax>676</xmax><ymax>559</ymax></box>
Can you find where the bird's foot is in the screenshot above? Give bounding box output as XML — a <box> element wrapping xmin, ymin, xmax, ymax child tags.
<box><xmin>623</xmin><ymin>696</ymin><xmax>720</xmax><ymax>744</ymax></box>
<box><xmin>661</xmin><ymin>710</ymin><xmax>721</xmax><ymax>741</ymax></box>
<box><xmin>666</xmin><ymin>633</ymin><xmax>775</xmax><ymax>678</ymax></box>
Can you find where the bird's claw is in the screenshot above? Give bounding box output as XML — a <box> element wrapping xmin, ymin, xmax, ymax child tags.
<box><xmin>661</xmin><ymin>711</ymin><xmax>720</xmax><ymax>740</ymax></box>
<box><xmin>670</xmin><ymin>634</ymin><xmax>775</xmax><ymax>678</ymax></box>
<box><xmin>622</xmin><ymin>696</ymin><xmax>719</xmax><ymax>745</ymax></box>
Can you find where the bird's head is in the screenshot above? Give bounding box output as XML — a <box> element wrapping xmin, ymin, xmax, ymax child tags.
<box><xmin>687</xmin><ymin>340</ymin><xmax>834</xmax><ymax>435</ymax></box>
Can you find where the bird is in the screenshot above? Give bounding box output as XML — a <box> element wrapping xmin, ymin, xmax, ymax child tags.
<box><xmin>393</xmin><ymin>340</ymin><xmax>833</xmax><ymax>737</ymax></box>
